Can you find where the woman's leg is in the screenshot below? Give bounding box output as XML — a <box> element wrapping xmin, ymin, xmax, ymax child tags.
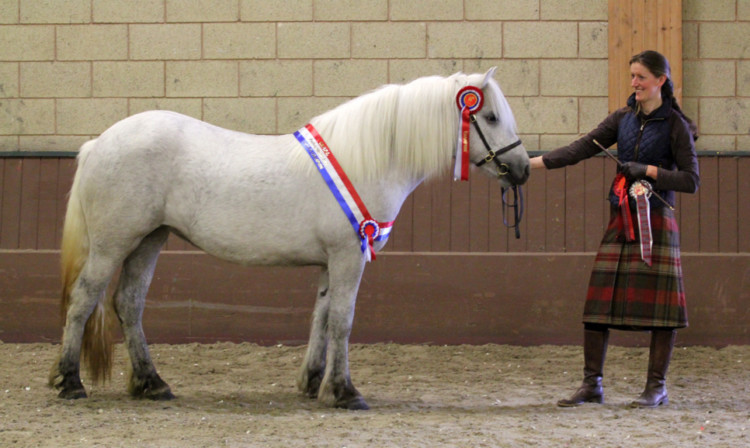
<box><xmin>631</xmin><ymin>329</ymin><xmax>676</xmax><ymax>407</ymax></box>
<box><xmin>558</xmin><ymin>325</ymin><xmax>610</xmax><ymax>407</ymax></box>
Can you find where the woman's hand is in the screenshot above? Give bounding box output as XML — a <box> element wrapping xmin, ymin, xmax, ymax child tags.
<box><xmin>620</xmin><ymin>162</ymin><xmax>658</xmax><ymax>181</ymax></box>
<box><xmin>530</xmin><ymin>156</ymin><xmax>546</xmax><ymax>170</ymax></box>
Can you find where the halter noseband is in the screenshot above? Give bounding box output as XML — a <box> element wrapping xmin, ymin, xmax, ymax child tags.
<box><xmin>469</xmin><ymin>114</ymin><xmax>523</xmax><ymax>178</ymax></box>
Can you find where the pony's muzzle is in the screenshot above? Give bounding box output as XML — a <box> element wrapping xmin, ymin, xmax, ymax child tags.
<box><xmin>502</xmin><ymin>162</ymin><xmax>530</xmax><ymax>186</ymax></box>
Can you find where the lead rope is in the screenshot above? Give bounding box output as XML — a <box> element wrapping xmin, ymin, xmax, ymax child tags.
<box><xmin>501</xmin><ymin>185</ymin><xmax>523</xmax><ymax>239</ymax></box>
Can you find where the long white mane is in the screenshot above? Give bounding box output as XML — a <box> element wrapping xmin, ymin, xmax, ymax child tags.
<box><xmin>290</xmin><ymin>72</ymin><xmax>517</xmax><ymax>182</ymax></box>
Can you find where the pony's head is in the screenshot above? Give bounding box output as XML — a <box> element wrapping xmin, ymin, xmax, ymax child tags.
<box><xmin>305</xmin><ymin>69</ymin><xmax>529</xmax><ymax>187</ymax></box>
<box><xmin>452</xmin><ymin>68</ymin><xmax>530</xmax><ymax>187</ymax></box>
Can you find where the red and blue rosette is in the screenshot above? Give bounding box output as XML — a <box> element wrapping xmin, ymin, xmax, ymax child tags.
<box><xmin>454</xmin><ymin>86</ymin><xmax>484</xmax><ymax>181</ymax></box>
<box><xmin>359</xmin><ymin>219</ymin><xmax>380</xmax><ymax>261</ymax></box>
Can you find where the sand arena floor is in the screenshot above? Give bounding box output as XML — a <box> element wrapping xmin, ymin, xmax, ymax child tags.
<box><xmin>1</xmin><ymin>341</ymin><xmax>748</xmax><ymax>447</ymax></box>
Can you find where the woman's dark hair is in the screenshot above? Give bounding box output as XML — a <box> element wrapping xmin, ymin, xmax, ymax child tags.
<box><xmin>629</xmin><ymin>50</ymin><xmax>699</xmax><ymax>140</ymax></box>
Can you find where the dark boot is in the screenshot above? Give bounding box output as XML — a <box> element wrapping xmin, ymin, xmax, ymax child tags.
<box><xmin>631</xmin><ymin>329</ymin><xmax>676</xmax><ymax>408</ymax></box>
<box><xmin>557</xmin><ymin>329</ymin><xmax>609</xmax><ymax>407</ymax></box>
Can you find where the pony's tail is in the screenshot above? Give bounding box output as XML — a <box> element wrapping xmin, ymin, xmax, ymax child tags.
<box><xmin>59</xmin><ymin>141</ymin><xmax>115</xmax><ymax>385</ymax></box>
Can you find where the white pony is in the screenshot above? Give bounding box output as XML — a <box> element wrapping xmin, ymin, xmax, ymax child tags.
<box><xmin>49</xmin><ymin>68</ymin><xmax>529</xmax><ymax>410</ymax></box>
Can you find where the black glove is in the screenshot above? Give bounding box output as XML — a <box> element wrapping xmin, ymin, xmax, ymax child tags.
<box><xmin>619</xmin><ymin>161</ymin><xmax>648</xmax><ymax>182</ymax></box>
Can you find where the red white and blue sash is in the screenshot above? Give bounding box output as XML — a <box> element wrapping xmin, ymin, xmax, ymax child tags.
<box><xmin>294</xmin><ymin>124</ymin><xmax>394</xmax><ymax>262</ymax></box>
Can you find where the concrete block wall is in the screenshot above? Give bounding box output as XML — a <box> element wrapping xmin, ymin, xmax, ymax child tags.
<box><xmin>0</xmin><ymin>0</ymin><xmax>746</xmax><ymax>153</ymax></box>
<box><xmin>683</xmin><ymin>0</ymin><xmax>750</xmax><ymax>152</ymax></box>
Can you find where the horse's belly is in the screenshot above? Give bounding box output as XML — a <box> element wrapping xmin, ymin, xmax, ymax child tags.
<box><xmin>184</xmin><ymin>226</ymin><xmax>328</xmax><ymax>267</ymax></box>
<box><xmin>164</xmin><ymin>192</ymin><xmax>348</xmax><ymax>267</ymax></box>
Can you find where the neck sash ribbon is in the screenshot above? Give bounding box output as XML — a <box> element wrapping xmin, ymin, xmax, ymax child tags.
<box><xmin>294</xmin><ymin>124</ymin><xmax>393</xmax><ymax>262</ymax></box>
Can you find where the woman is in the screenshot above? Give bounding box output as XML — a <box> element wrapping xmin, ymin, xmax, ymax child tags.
<box><xmin>530</xmin><ymin>50</ymin><xmax>699</xmax><ymax>408</ymax></box>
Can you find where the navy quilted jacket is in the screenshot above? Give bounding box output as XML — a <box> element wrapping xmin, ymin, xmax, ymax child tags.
<box><xmin>542</xmin><ymin>93</ymin><xmax>699</xmax><ymax>210</ymax></box>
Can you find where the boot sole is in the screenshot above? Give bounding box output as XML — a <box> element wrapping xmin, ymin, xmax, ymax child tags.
<box><xmin>557</xmin><ymin>397</ymin><xmax>603</xmax><ymax>407</ymax></box>
<box><xmin>630</xmin><ymin>397</ymin><xmax>668</xmax><ymax>408</ymax></box>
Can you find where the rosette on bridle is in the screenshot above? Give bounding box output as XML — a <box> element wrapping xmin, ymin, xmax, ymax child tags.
<box><xmin>454</xmin><ymin>86</ymin><xmax>484</xmax><ymax>181</ymax></box>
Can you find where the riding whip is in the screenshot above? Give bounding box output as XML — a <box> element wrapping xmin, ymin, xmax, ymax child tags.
<box><xmin>592</xmin><ymin>139</ymin><xmax>674</xmax><ymax>211</ymax></box>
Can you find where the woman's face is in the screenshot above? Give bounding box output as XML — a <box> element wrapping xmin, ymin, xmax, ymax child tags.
<box><xmin>630</xmin><ymin>62</ymin><xmax>666</xmax><ymax>104</ymax></box>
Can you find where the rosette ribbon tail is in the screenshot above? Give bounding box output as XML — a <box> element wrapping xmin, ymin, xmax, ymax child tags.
<box><xmin>612</xmin><ymin>173</ymin><xmax>636</xmax><ymax>242</ymax></box>
<box><xmin>633</xmin><ymin>180</ymin><xmax>654</xmax><ymax>266</ymax></box>
<box><xmin>362</xmin><ymin>235</ymin><xmax>375</xmax><ymax>262</ymax></box>
<box><xmin>454</xmin><ymin>106</ymin><xmax>471</xmax><ymax>181</ymax></box>
<box><xmin>453</xmin><ymin>86</ymin><xmax>484</xmax><ymax>181</ymax></box>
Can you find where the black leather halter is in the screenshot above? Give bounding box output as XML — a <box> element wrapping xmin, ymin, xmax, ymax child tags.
<box><xmin>467</xmin><ymin>114</ymin><xmax>525</xmax><ymax>239</ymax></box>
<box><xmin>470</xmin><ymin>114</ymin><xmax>523</xmax><ymax>177</ymax></box>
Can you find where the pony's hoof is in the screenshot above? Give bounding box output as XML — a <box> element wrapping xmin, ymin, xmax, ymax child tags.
<box><xmin>304</xmin><ymin>375</ymin><xmax>324</xmax><ymax>399</ymax></box>
<box><xmin>143</xmin><ymin>387</ymin><xmax>175</xmax><ymax>401</ymax></box>
<box><xmin>130</xmin><ymin>373</ymin><xmax>174</xmax><ymax>400</ymax></box>
<box><xmin>58</xmin><ymin>388</ymin><xmax>87</xmax><ymax>400</ymax></box>
<box><xmin>336</xmin><ymin>396</ymin><xmax>370</xmax><ymax>411</ymax></box>
<box><xmin>297</xmin><ymin>368</ymin><xmax>325</xmax><ymax>399</ymax></box>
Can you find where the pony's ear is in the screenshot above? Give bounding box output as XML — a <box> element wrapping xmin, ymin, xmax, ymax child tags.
<box><xmin>481</xmin><ymin>66</ymin><xmax>497</xmax><ymax>87</ymax></box>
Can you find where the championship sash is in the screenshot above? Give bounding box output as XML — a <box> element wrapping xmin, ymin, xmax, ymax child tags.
<box><xmin>294</xmin><ymin>124</ymin><xmax>393</xmax><ymax>262</ymax></box>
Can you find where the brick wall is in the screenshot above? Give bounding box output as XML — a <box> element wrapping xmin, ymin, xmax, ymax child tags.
<box><xmin>0</xmin><ymin>0</ymin><xmax>747</xmax><ymax>153</ymax></box>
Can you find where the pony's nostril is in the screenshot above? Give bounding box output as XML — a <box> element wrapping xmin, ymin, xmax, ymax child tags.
<box><xmin>511</xmin><ymin>164</ymin><xmax>531</xmax><ymax>185</ymax></box>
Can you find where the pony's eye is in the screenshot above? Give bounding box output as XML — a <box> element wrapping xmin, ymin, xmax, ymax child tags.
<box><xmin>485</xmin><ymin>113</ymin><xmax>498</xmax><ymax>123</ymax></box>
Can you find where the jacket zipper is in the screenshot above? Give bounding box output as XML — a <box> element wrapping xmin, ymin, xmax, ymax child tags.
<box><xmin>633</xmin><ymin>116</ymin><xmax>665</xmax><ymax>161</ymax></box>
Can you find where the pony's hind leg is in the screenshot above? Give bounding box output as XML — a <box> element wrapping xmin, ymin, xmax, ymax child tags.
<box><xmin>297</xmin><ymin>268</ymin><xmax>330</xmax><ymax>398</ymax></box>
<box><xmin>51</xmin><ymin>254</ymin><xmax>120</xmax><ymax>399</ymax></box>
<box><xmin>113</xmin><ymin>227</ymin><xmax>174</xmax><ymax>400</ymax></box>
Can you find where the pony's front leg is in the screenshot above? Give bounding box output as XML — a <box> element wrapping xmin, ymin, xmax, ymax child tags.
<box><xmin>317</xmin><ymin>252</ymin><xmax>368</xmax><ymax>410</ymax></box>
<box><xmin>297</xmin><ymin>268</ymin><xmax>330</xmax><ymax>398</ymax></box>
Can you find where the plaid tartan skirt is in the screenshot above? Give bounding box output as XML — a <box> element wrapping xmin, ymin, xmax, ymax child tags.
<box><xmin>583</xmin><ymin>205</ymin><xmax>688</xmax><ymax>328</ymax></box>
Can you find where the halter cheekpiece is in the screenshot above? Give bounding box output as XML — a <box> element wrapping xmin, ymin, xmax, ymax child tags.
<box><xmin>454</xmin><ymin>86</ymin><xmax>525</xmax><ymax>238</ymax></box>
